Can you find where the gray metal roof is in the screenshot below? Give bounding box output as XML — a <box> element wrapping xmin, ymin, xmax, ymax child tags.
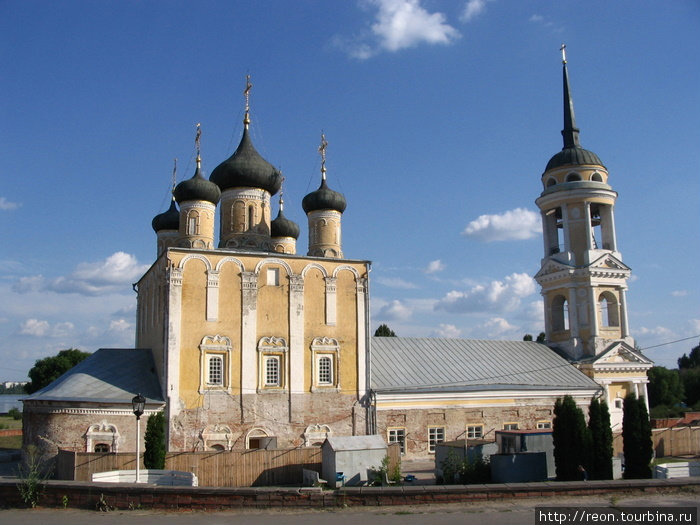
<box><xmin>24</xmin><ymin>349</ymin><xmax>163</xmax><ymax>404</ymax></box>
<box><xmin>370</xmin><ymin>337</ymin><xmax>600</xmax><ymax>393</ymax></box>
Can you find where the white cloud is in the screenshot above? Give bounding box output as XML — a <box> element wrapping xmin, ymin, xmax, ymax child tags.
<box><xmin>671</xmin><ymin>290</ymin><xmax>688</xmax><ymax>297</ymax></box>
<box><xmin>435</xmin><ymin>272</ymin><xmax>536</xmax><ymax>314</ymax></box>
<box><xmin>108</xmin><ymin>319</ymin><xmax>132</xmax><ymax>334</ymax></box>
<box><xmin>340</xmin><ymin>0</ymin><xmax>460</xmax><ymax>59</ymax></box>
<box><xmin>689</xmin><ymin>319</ymin><xmax>700</xmax><ymax>334</ymax></box>
<box><xmin>376</xmin><ymin>276</ymin><xmax>418</xmax><ymax>289</ymax></box>
<box><xmin>13</xmin><ymin>252</ymin><xmax>149</xmax><ymax>296</ymax></box>
<box><xmin>375</xmin><ymin>299</ymin><xmax>414</xmax><ymax>321</ymax></box>
<box><xmin>430</xmin><ymin>323</ymin><xmax>462</xmax><ymax>338</ymax></box>
<box><xmin>19</xmin><ymin>319</ymin><xmax>50</xmax><ymax>336</ymax></box>
<box><xmin>460</xmin><ymin>0</ymin><xmax>488</xmax><ymax>22</ymax></box>
<box><xmin>425</xmin><ymin>259</ymin><xmax>445</xmax><ymax>274</ymax></box>
<box><xmin>0</xmin><ymin>197</ymin><xmax>21</xmax><ymax>210</ymax></box>
<box><xmin>636</xmin><ymin>325</ymin><xmax>673</xmax><ymax>337</ymax></box>
<box><xmin>462</xmin><ymin>208</ymin><xmax>541</xmax><ymax>242</ymax></box>
<box><xmin>480</xmin><ymin>317</ymin><xmax>517</xmax><ymax>338</ymax></box>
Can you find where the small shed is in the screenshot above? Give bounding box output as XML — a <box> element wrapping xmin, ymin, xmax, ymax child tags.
<box><xmin>321</xmin><ymin>435</ymin><xmax>388</xmax><ymax>487</ymax></box>
<box><xmin>491</xmin><ymin>429</ymin><xmax>554</xmax><ymax>482</ymax></box>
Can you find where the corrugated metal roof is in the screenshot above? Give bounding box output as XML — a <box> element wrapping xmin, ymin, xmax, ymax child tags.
<box><xmin>370</xmin><ymin>337</ymin><xmax>599</xmax><ymax>393</ymax></box>
<box><xmin>24</xmin><ymin>349</ymin><xmax>163</xmax><ymax>404</ymax></box>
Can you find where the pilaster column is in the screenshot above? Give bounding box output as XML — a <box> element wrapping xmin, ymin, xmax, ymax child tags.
<box><xmin>165</xmin><ymin>267</ymin><xmax>183</xmax><ymax>448</ymax></box>
<box><xmin>241</xmin><ymin>271</ymin><xmax>258</xmax><ymax>421</ymax></box>
<box><xmin>289</xmin><ymin>274</ymin><xmax>305</xmax><ymax>420</ymax></box>
<box><xmin>356</xmin><ymin>277</ymin><xmax>368</xmax><ymax>396</ymax></box>
<box><xmin>206</xmin><ymin>270</ymin><xmax>220</xmax><ymax>322</ymax></box>
<box><xmin>619</xmin><ymin>288</ymin><xmax>630</xmax><ymax>338</ymax></box>
<box><xmin>325</xmin><ymin>277</ymin><xmax>337</xmax><ymax>325</ymax></box>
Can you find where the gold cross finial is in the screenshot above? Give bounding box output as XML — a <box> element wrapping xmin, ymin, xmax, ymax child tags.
<box><xmin>560</xmin><ymin>43</ymin><xmax>567</xmax><ymax>65</ymax></box>
<box><xmin>318</xmin><ymin>132</ymin><xmax>328</xmax><ymax>180</ymax></box>
<box><xmin>279</xmin><ymin>173</ymin><xmax>285</xmax><ymax>211</ymax></box>
<box><xmin>195</xmin><ymin>123</ymin><xmax>202</xmax><ymax>166</ymax></box>
<box><xmin>244</xmin><ymin>75</ymin><xmax>252</xmax><ymax>127</ymax></box>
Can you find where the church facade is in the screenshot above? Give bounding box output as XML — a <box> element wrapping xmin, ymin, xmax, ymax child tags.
<box><xmin>24</xmin><ymin>54</ymin><xmax>650</xmax><ymax>461</ymax></box>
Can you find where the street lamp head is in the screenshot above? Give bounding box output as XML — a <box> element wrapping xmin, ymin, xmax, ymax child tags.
<box><xmin>132</xmin><ymin>393</ymin><xmax>146</xmax><ymax>420</ymax></box>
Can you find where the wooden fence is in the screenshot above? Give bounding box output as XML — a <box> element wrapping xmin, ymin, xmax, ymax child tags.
<box><xmin>612</xmin><ymin>427</ymin><xmax>700</xmax><ymax>458</ymax></box>
<box><xmin>56</xmin><ymin>443</ymin><xmax>401</xmax><ymax>487</ymax></box>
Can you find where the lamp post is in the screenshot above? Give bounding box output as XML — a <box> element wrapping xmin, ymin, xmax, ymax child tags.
<box><xmin>131</xmin><ymin>393</ymin><xmax>145</xmax><ymax>483</ymax></box>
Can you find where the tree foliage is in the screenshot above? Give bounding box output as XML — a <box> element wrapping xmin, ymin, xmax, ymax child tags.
<box><xmin>374</xmin><ymin>324</ymin><xmax>396</xmax><ymax>337</ymax></box>
<box><xmin>647</xmin><ymin>366</ymin><xmax>684</xmax><ymax>408</ymax></box>
<box><xmin>143</xmin><ymin>411</ymin><xmax>166</xmax><ymax>470</ymax></box>
<box><xmin>622</xmin><ymin>393</ymin><xmax>653</xmax><ymax>479</ymax></box>
<box><xmin>677</xmin><ymin>342</ymin><xmax>700</xmax><ymax>369</ymax></box>
<box><xmin>588</xmin><ymin>398</ymin><xmax>613</xmax><ymax>480</ymax></box>
<box><xmin>553</xmin><ymin>395</ymin><xmax>591</xmax><ymax>481</ymax></box>
<box><xmin>25</xmin><ymin>349</ymin><xmax>91</xmax><ymax>394</ymax></box>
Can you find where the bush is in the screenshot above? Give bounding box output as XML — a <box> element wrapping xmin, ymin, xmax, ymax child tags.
<box><xmin>8</xmin><ymin>408</ymin><xmax>22</xmax><ymax>420</ymax></box>
<box><xmin>143</xmin><ymin>411</ymin><xmax>166</xmax><ymax>469</ymax></box>
<box><xmin>439</xmin><ymin>450</ymin><xmax>490</xmax><ymax>484</ymax></box>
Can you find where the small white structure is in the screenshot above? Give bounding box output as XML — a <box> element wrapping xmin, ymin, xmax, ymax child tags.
<box><xmin>92</xmin><ymin>469</ymin><xmax>198</xmax><ymax>486</ymax></box>
<box><xmin>653</xmin><ymin>462</ymin><xmax>700</xmax><ymax>479</ymax></box>
<box><xmin>321</xmin><ymin>435</ymin><xmax>387</xmax><ymax>488</ymax></box>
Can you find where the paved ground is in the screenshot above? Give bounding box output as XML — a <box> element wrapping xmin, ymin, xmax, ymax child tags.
<box><xmin>399</xmin><ymin>458</ymin><xmax>436</xmax><ymax>485</ymax></box>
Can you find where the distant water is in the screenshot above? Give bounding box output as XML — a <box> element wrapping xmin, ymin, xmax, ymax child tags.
<box><xmin>0</xmin><ymin>395</ymin><xmax>23</xmax><ymax>413</ymax></box>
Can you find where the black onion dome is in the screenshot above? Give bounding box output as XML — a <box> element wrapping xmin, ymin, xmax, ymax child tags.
<box><xmin>151</xmin><ymin>199</ymin><xmax>180</xmax><ymax>232</ymax></box>
<box><xmin>271</xmin><ymin>209</ymin><xmax>300</xmax><ymax>239</ymax></box>
<box><xmin>302</xmin><ymin>179</ymin><xmax>347</xmax><ymax>214</ymax></box>
<box><xmin>545</xmin><ymin>146</ymin><xmax>604</xmax><ymax>171</ymax></box>
<box><xmin>209</xmin><ymin>127</ymin><xmax>282</xmax><ymax>194</ymax></box>
<box><xmin>174</xmin><ymin>166</ymin><xmax>221</xmax><ymax>205</ymax></box>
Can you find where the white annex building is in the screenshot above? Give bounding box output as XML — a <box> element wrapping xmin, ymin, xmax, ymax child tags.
<box><xmin>24</xmin><ymin>52</ymin><xmax>651</xmax><ymax>460</ymax></box>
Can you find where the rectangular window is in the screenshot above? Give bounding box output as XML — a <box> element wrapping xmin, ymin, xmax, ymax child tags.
<box><xmin>317</xmin><ymin>356</ymin><xmax>332</xmax><ymax>385</ymax></box>
<box><xmin>388</xmin><ymin>428</ymin><xmax>406</xmax><ymax>454</ymax></box>
<box><xmin>428</xmin><ymin>427</ymin><xmax>445</xmax><ymax>453</ymax></box>
<box><xmin>265</xmin><ymin>356</ymin><xmax>280</xmax><ymax>386</ymax></box>
<box><xmin>207</xmin><ymin>355</ymin><xmax>223</xmax><ymax>386</ymax></box>
<box><xmin>503</xmin><ymin>423</ymin><xmax>519</xmax><ymax>431</ymax></box>
<box><xmin>466</xmin><ymin>425</ymin><xmax>483</xmax><ymax>439</ymax></box>
<box><xmin>537</xmin><ymin>421</ymin><xmax>552</xmax><ymax>429</ymax></box>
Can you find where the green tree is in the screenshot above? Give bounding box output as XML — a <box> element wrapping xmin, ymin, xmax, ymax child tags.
<box><xmin>536</xmin><ymin>332</ymin><xmax>546</xmax><ymax>343</ymax></box>
<box><xmin>647</xmin><ymin>366</ymin><xmax>684</xmax><ymax>408</ymax></box>
<box><xmin>622</xmin><ymin>393</ymin><xmax>653</xmax><ymax>479</ymax></box>
<box><xmin>374</xmin><ymin>324</ymin><xmax>396</xmax><ymax>337</ymax></box>
<box><xmin>553</xmin><ymin>395</ymin><xmax>591</xmax><ymax>481</ymax></box>
<box><xmin>680</xmin><ymin>368</ymin><xmax>700</xmax><ymax>407</ymax></box>
<box><xmin>523</xmin><ymin>334</ymin><xmax>533</xmax><ymax>341</ymax></box>
<box><xmin>677</xmin><ymin>341</ymin><xmax>700</xmax><ymax>369</ymax></box>
<box><xmin>25</xmin><ymin>349</ymin><xmax>91</xmax><ymax>394</ymax></box>
<box><xmin>143</xmin><ymin>411</ymin><xmax>166</xmax><ymax>469</ymax></box>
<box><xmin>588</xmin><ymin>398</ymin><xmax>613</xmax><ymax>480</ymax></box>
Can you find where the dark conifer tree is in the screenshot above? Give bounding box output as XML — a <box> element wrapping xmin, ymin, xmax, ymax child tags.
<box><xmin>553</xmin><ymin>395</ymin><xmax>591</xmax><ymax>480</ymax></box>
<box><xmin>143</xmin><ymin>411</ymin><xmax>166</xmax><ymax>470</ymax></box>
<box><xmin>588</xmin><ymin>398</ymin><xmax>613</xmax><ymax>479</ymax></box>
<box><xmin>622</xmin><ymin>393</ymin><xmax>653</xmax><ymax>479</ymax></box>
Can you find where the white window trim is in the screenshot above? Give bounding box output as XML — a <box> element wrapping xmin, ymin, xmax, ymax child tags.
<box><xmin>503</xmin><ymin>422</ymin><xmax>519</xmax><ymax>431</ymax></box>
<box><xmin>199</xmin><ymin>335</ymin><xmax>233</xmax><ymax>394</ymax></box>
<box><xmin>257</xmin><ymin>336</ymin><xmax>288</xmax><ymax>392</ymax></box>
<box><xmin>428</xmin><ymin>426</ymin><xmax>445</xmax><ymax>454</ymax></box>
<box><xmin>466</xmin><ymin>424</ymin><xmax>484</xmax><ymax>439</ymax></box>
<box><xmin>310</xmin><ymin>337</ymin><xmax>340</xmax><ymax>392</ymax></box>
<box><xmin>388</xmin><ymin>427</ymin><xmax>406</xmax><ymax>455</ymax></box>
<box><xmin>537</xmin><ymin>420</ymin><xmax>552</xmax><ymax>430</ymax></box>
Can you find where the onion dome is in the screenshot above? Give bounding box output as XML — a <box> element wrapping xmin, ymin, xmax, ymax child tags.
<box><xmin>545</xmin><ymin>47</ymin><xmax>604</xmax><ymax>171</ymax></box>
<box><xmin>209</xmin><ymin>127</ymin><xmax>282</xmax><ymax>194</ymax></box>
<box><xmin>271</xmin><ymin>208</ymin><xmax>300</xmax><ymax>239</ymax></box>
<box><xmin>302</xmin><ymin>178</ymin><xmax>347</xmax><ymax>213</ymax></box>
<box><xmin>151</xmin><ymin>198</ymin><xmax>180</xmax><ymax>232</ymax></box>
<box><xmin>174</xmin><ymin>163</ymin><xmax>221</xmax><ymax>205</ymax></box>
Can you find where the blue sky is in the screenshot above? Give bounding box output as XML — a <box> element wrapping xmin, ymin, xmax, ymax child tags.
<box><xmin>1</xmin><ymin>0</ymin><xmax>698</xmax><ymax>381</ymax></box>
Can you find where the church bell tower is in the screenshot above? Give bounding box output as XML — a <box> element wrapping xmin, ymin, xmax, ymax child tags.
<box><xmin>535</xmin><ymin>46</ymin><xmax>634</xmax><ymax>360</ymax></box>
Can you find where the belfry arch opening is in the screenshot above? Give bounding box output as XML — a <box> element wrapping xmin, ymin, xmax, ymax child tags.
<box><xmin>551</xmin><ymin>295</ymin><xmax>569</xmax><ymax>332</ymax></box>
<box><xmin>598</xmin><ymin>291</ymin><xmax>620</xmax><ymax>328</ymax></box>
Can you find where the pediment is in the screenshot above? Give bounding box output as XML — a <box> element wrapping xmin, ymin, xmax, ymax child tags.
<box><xmin>588</xmin><ymin>253</ymin><xmax>630</xmax><ymax>272</ymax></box>
<box><xmin>535</xmin><ymin>259</ymin><xmax>574</xmax><ymax>279</ymax></box>
<box><xmin>592</xmin><ymin>342</ymin><xmax>653</xmax><ymax>366</ymax></box>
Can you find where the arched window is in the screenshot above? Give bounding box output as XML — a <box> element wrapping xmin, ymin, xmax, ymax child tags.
<box><xmin>248</xmin><ymin>204</ymin><xmax>255</xmax><ymax>231</ymax></box>
<box><xmin>94</xmin><ymin>443</ymin><xmax>110</xmax><ymax>453</ymax></box>
<box><xmin>591</xmin><ymin>172</ymin><xmax>603</xmax><ymax>182</ymax></box>
<box><xmin>551</xmin><ymin>295</ymin><xmax>569</xmax><ymax>332</ymax></box>
<box><xmin>186</xmin><ymin>211</ymin><xmax>199</xmax><ymax>235</ymax></box>
<box><xmin>566</xmin><ymin>173</ymin><xmax>582</xmax><ymax>182</ymax></box>
<box><xmin>546</xmin><ymin>177</ymin><xmax>557</xmax><ymax>187</ymax></box>
<box><xmin>599</xmin><ymin>291</ymin><xmax>620</xmax><ymax>327</ymax></box>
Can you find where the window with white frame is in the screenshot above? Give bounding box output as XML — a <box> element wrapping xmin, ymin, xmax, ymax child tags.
<box><xmin>186</xmin><ymin>211</ymin><xmax>199</xmax><ymax>235</ymax></box>
<box><xmin>467</xmin><ymin>424</ymin><xmax>483</xmax><ymax>439</ymax></box>
<box><xmin>266</xmin><ymin>267</ymin><xmax>280</xmax><ymax>286</ymax></box>
<box><xmin>503</xmin><ymin>422</ymin><xmax>519</xmax><ymax>430</ymax></box>
<box><xmin>537</xmin><ymin>420</ymin><xmax>552</xmax><ymax>430</ymax></box>
<box><xmin>199</xmin><ymin>335</ymin><xmax>232</xmax><ymax>393</ymax></box>
<box><xmin>428</xmin><ymin>427</ymin><xmax>445</xmax><ymax>453</ymax></box>
<box><xmin>388</xmin><ymin>428</ymin><xmax>406</xmax><ymax>454</ymax></box>
<box><xmin>310</xmin><ymin>337</ymin><xmax>340</xmax><ymax>391</ymax></box>
<box><xmin>257</xmin><ymin>337</ymin><xmax>288</xmax><ymax>391</ymax></box>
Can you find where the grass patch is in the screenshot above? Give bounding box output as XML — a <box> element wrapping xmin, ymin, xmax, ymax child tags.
<box><xmin>0</xmin><ymin>415</ymin><xmax>23</xmax><ymax>430</ymax></box>
<box><xmin>0</xmin><ymin>434</ymin><xmax>22</xmax><ymax>449</ymax></box>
